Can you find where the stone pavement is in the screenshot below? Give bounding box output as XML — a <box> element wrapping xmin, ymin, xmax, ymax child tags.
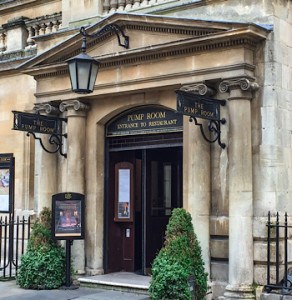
<box><xmin>0</xmin><ymin>280</ymin><xmax>150</xmax><ymax>300</ymax></box>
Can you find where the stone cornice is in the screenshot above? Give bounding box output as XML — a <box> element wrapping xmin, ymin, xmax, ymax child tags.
<box><xmin>49</xmin><ymin>25</ymin><xmax>266</xmax><ymax>66</ymax></box>
<box><xmin>26</xmin><ymin>28</ymin><xmax>261</xmax><ymax>79</ymax></box>
<box><xmin>20</xmin><ymin>12</ymin><xmax>270</xmax><ymax>73</ymax></box>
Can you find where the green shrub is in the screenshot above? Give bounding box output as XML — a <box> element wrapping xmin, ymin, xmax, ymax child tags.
<box><xmin>149</xmin><ymin>208</ymin><xmax>208</xmax><ymax>300</ymax></box>
<box><xmin>16</xmin><ymin>208</ymin><xmax>66</xmax><ymax>289</ymax></box>
<box><xmin>150</xmin><ymin>251</ymin><xmax>192</xmax><ymax>300</ymax></box>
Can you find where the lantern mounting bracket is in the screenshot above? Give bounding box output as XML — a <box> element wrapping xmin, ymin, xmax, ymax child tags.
<box><xmin>80</xmin><ymin>24</ymin><xmax>129</xmax><ymax>53</ymax></box>
<box><xmin>67</xmin><ymin>23</ymin><xmax>129</xmax><ymax>94</ymax></box>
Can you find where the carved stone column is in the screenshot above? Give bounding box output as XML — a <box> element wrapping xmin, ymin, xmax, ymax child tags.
<box><xmin>218</xmin><ymin>78</ymin><xmax>259</xmax><ymax>299</ymax></box>
<box><xmin>59</xmin><ymin>100</ymin><xmax>89</xmax><ymax>274</ymax></box>
<box><xmin>33</xmin><ymin>104</ymin><xmax>59</xmax><ymax>214</ymax></box>
<box><xmin>181</xmin><ymin>83</ymin><xmax>213</xmax><ymax>279</ymax></box>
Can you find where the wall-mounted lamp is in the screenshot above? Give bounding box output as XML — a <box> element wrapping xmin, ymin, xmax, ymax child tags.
<box><xmin>67</xmin><ymin>24</ymin><xmax>129</xmax><ymax>94</ymax></box>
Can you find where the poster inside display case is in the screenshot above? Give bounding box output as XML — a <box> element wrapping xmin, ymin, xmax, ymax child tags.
<box><xmin>0</xmin><ymin>154</ymin><xmax>14</xmax><ymax>213</ymax></box>
<box><xmin>114</xmin><ymin>162</ymin><xmax>133</xmax><ymax>222</ymax></box>
<box><xmin>52</xmin><ymin>192</ymin><xmax>85</xmax><ymax>240</ymax></box>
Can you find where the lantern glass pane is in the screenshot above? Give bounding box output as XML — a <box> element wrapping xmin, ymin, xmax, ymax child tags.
<box><xmin>88</xmin><ymin>63</ymin><xmax>99</xmax><ymax>92</ymax></box>
<box><xmin>68</xmin><ymin>61</ymin><xmax>77</xmax><ymax>91</ymax></box>
<box><xmin>77</xmin><ymin>61</ymin><xmax>91</xmax><ymax>90</ymax></box>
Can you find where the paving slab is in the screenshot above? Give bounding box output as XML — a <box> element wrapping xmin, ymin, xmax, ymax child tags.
<box><xmin>0</xmin><ymin>280</ymin><xmax>150</xmax><ymax>300</ymax></box>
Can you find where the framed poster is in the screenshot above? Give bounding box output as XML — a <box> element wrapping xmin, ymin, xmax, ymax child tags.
<box><xmin>0</xmin><ymin>154</ymin><xmax>14</xmax><ymax>213</ymax></box>
<box><xmin>114</xmin><ymin>162</ymin><xmax>133</xmax><ymax>222</ymax></box>
<box><xmin>52</xmin><ymin>192</ymin><xmax>85</xmax><ymax>240</ymax></box>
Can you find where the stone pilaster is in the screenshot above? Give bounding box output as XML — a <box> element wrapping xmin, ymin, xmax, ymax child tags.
<box><xmin>181</xmin><ymin>83</ymin><xmax>212</xmax><ymax>280</ymax></box>
<box><xmin>33</xmin><ymin>103</ymin><xmax>59</xmax><ymax>214</ymax></box>
<box><xmin>218</xmin><ymin>78</ymin><xmax>259</xmax><ymax>299</ymax></box>
<box><xmin>59</xmin><ymin>99</ymin><xmax>90</xmax><ymax>274</ymax></box>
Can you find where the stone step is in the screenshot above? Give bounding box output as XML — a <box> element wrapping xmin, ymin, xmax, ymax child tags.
<box><xmin>78</xmin><ymin>272</ymin><xmax>150</xmax><ymax>295</ymax></box>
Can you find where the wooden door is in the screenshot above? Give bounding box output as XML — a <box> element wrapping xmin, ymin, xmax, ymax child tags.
<box><xmin>106</xmin><ymin>147</ymin><xmax>182</xmax><ymax>274</ymax></box>
<box><xmin>107</xmin><ymin>151</ymin><xmax>136</xmax><ymax>273</ymax></box>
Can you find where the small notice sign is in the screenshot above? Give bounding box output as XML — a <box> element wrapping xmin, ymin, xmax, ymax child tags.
<box><xmin>52</xmin><ymin>193</ymin><xmax>85</xmax><ymax>240</ymax></box>
<box><xmin>176</xmin><ymin>90</ymin><xmax>225</xmax><ymax>121</ymax></box>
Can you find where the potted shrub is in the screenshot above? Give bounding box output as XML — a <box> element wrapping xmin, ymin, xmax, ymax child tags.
<box><xmin>17</xmin><ymin>207</ymin><xmax>66</xmax><ymax>289</ymax></box>
<box><xmin>149</xmin><ymin>208</ymin><xmax>208</xmax><ymax>300</ymax></box>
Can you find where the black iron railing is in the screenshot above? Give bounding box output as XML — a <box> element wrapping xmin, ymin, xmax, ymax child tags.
<box><xmin>0</xmin><ymin>215</ymin><xmax>31</xmax><ymax>279</ymax></box>
<box><xmin>265</xmin><ymin>212</ymin><xmax>292</xmax><ymax>294</ymax></box>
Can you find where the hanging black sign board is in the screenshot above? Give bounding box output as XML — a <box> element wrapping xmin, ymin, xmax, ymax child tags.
<box><xmin>12</xmin><ymin>111</ymin><xmax>65</xmax><ymax>135</ymax></box>
<box><xmin>52</xmin><ymin>192</ymin><xmax>85</xmax><ymax>240</ymax></box>
<box><xmin>12</xmin><ymin>111</ymin><xmax>67</xmax><ymax>158</ymax></box>
<box><xmin>0</xmin><ymin>153</ymin><xmax>14</xmax><ymax>213</ymax></box>
<box><xmin>176</xmin><ymin>90</ymin><xmax>225</xmax><ymax>121</ymax></box>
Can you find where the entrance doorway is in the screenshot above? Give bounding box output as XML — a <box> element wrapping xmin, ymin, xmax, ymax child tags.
<box><xmin>105</xmin><ymin>145</ymin><xmax>182</xmax><ymax>275</ymax></box>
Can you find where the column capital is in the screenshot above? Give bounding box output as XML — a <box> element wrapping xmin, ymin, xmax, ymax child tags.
<box><xmin>219</xmin><ymin>77</ymin><xmax>259</xmax><ymax>93</ymax></box>
<box><xmin>59</xmin><ymin>100</ymin><xmax>90</xmax><ymax>116</ymax></box>
<box><xmin>180</xmin><ymin>82</ymin><xmax>216</xmax><ymax>97</ymax></box>
<box><xmin>219</xmin><ymin>78</ymin><xmax>259</xmax><ymax>101</ymax></box>
<box><xmin>33</xmin><ymin>103</ymin><xmax>59</xmax><ymax>115</ymax></box>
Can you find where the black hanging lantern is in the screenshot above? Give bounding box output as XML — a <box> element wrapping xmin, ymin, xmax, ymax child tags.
<box><xmin>67</xmin><ymin>30</ymin><xmax>100</xmax><ymax>94</ymax></box>
<box><xmin>67</xmin><ymin>24</ymin><xmax>129</xmax><ymax>94</ymax></box>
<box><xmin>67</xmin><ymin>52</ymin><xmax>100</xmax><ymax>94</ymax></box>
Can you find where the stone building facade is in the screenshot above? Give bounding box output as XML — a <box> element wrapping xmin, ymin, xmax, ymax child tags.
<box><xmin>0</xmin><ymin>0</ymin><xmax>291</xmax><ymax>299</ymax></box>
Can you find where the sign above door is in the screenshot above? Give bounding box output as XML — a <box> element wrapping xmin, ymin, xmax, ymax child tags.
<box><xmin>106</xmin><ymin>106</ymin><xmax>183</xmax><ymax>137</ymax></box>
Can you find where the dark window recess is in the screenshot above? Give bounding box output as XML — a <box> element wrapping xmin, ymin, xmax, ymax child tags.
<box><xmin>108</xmin><ymin>133</ymin><xmax>183</xmax><ymax>151</ymax></box>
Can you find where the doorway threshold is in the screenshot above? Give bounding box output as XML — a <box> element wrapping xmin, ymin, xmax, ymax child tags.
<box><xmin>78</xmin><ymin>272</ymin><xmax>150</xmax><ymax>295</ymax></box>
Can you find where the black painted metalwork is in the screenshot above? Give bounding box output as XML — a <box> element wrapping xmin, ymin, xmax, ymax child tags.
<box><xmin>0</xmin><ymin>215</ymin><xmax>31</xmax><ymax>279</ymax></box>
<box><xmin>80</xmin><ymin>24</ymin><xmax>129</xmax><ymax>52</ymax></box>
<box><xmin>27</xmin><ymin>131</ymin><xmax>67</xmax><ymax>158</ymax></box>
<box><xmin>265</xmin><ymin>212</ymin><xmax>292</xmax><ymax>295</ymax></box>
<box><xmin>189</xmin><ymin>116</ymin><xmax>226</xmax><ymax>149</ymax></box>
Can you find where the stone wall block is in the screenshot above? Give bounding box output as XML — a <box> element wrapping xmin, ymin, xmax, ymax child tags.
<box><xmin>210</xmin><ymin>216</ymin><xmax>229</xmax><ymax>236</ymax></box>
<box><xmin>264</xmin><ymin>62</ymin><xmax>282</xmax><ymax>87</ymax></box>
<box><xmin>254</xmin><ymin>240</ymin><xmax>285</xmax><ymax>263</ymax></box>
<box><xmin>261</xmin><ymin>86</ymin><xmax>278</xmax><ymax>107</ymax></box>
<box><xmin>211</xmin><ymin>261</ymin><xmax>228</xmax><ymax>282</ymax></box>
<box><xmin>253</xmin><ymin>217</ymin><xmax>269</xmax><ymax>239</ymax></box>
<box><xmin>254</xmin><ymin>265</ymin><xmax>267</xmax><ymax>286</ymax></box>
<box><xmin>210</xmin><ymin>239</ymin><xmax>229</xmax><ymax>259</ymax></box>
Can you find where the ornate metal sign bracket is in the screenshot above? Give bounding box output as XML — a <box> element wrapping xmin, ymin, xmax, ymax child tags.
<box><xmin>189</xmin><ymin>116</ymin><xmax>226</xmax><ymax>149</ymax></box>
<box><xmin>176</xmin><ymin>89</ymin><xmax>226</xmax><ymax>149</ymax></box>
<box><xmin>12</xmin><ymin>110</ymin><xmax>67</xmax><ymax>158</ymax></box>
<box><xmin>26</xmin><ymin>131</ymin><xmax>67</xmax><ymax>158</ymax></box>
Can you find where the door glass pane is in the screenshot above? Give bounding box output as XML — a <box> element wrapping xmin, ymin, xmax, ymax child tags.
<box><xmin>151</xmin><ymin>161</ymin><xmax>160</xmax><ymax>216</ymax></box>
<box><xmin>163</xmin><ymin>164</ymin><xmax>172</xmax><ymax>216</ymax></box>
<box><xmin>151</xmin><ymin>161</ymin><xmax>172</xmax><ymax>216</ymax></box>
